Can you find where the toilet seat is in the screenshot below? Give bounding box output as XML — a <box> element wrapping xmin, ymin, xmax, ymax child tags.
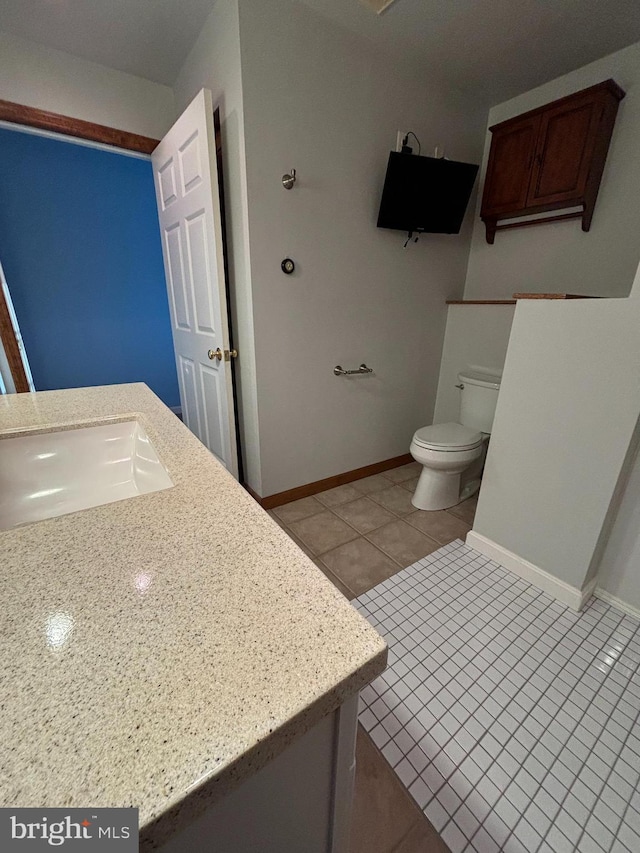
<box><xmin>413</xmin><ymin>422</ymin><xmax>482</xmax><ymax>452</ymax></box>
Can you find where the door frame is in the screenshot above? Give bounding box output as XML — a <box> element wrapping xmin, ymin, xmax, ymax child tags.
<box><xmin>0</xmin><ymin>262</ymin><xmax>31</xmax><ymax>393</ymax></box>
<box><xmin>0</xmin><ymin>99</ymin><xmax>160</xmax><ymax>154</ymax></box>
<box><xmin>151</xmin><ymin>90</ymin><xmax>242</xmax><ymax>476</ymax></box>
<box><xmin>0</xmin><ymin>100</ymin><xmax>161</xmax><ymax>394</ymax></box>
<box><xmin>0</xmin><ymin>99</ymin><xmax>242</xmax><ymax>468</ymax></box>
<box><xmin>0</xmin><ymin>102</ymin><xmax>241</xmax><ymax>445</ymax></box>
<box><xmin>213</xmin><ymin>107</ymin><xmax>244</xmax><ymax>484</ymax></box>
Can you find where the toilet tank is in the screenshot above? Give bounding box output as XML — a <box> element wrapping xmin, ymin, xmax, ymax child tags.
<box><xmin>458</xmin><ymin>370</ymin><xmax>502</xmax><ymax>433</ymax></box>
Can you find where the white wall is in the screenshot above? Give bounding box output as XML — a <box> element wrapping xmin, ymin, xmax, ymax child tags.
<box><xmin>173</xmin><ymin>0</ymin><xmax>263</xmax><ymax>493</ymax></box>
<box><xmin>594</xmin><ymin>254</ymin><xmax>640</xmax><ymax>613</ymax></box>
<box><xmin>237</xmin><ymin>0</ymin><xmax>487</xmax><ymax>496</ymax></box>
<box><xmin>471</xmin><ymin>298</ymin><xmax>640</xmax><ymax>597</ymax></box>
<box><xmin>596</xmin><ymin>437</ymin><xmax>640</xmax><ymax>614</ymax></box>
<box><xmin>0</xmin><ymin>31</ymin><xmax>174</xmax><ymax>139</ymax></box>
<box><xmin>433</xmin><ymin>304</ymin><xmax>515</xmax><ymax>425</ymax></box>
<box><xmin>463</xmin><ymin>41</ymin><xmax>640</xmax><ymax>301</ymax></box>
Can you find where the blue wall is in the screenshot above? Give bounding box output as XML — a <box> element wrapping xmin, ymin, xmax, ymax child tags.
<box><xmin>0</xmin><ymin>127</ymin><xmax>180</xmax><ymax>408</ymax></box>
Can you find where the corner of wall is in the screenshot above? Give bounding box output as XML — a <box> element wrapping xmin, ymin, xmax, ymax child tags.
<box><xmin>465</xmin><ymin>530</ymin><xmax>588</xmax><ymax>610</ymax></box>
<box><xmin>230</xmin><ymin>0</ymin><xmax>492</xmax><ymax>496</ymax></box>
<box><xmin>172</xmin><ymin>0</ymin><xmax>263</xmax><ymax>495</ymax></box>
<box><xmin>462</xmin><ymin>42</ymin><xmax>640</xmax><ymax>301</ymax></box>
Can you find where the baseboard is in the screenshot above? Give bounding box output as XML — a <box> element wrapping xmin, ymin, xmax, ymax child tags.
<box><xmin>243</xmin><ymin>483</ymin><xmax>262</xmax><ymax>505</ymax></box>
<box><xmin>465</xmin><ymin>530</ymin><xmax>589</xmax><ymax>611</ymax></box>
<box><xmin>579</xmin><ymin>577</ymin><xmax>600</xmax><ymax>610</ymax></box>
<box><xmin>244</xmin><ymin>453</ymin><xmax>413</xmax><ymax>510</ymax></box>
<box><xmin>594</xmin><ymin>587</ymin><xmax>640</xmax><ymax>621</ymax></box>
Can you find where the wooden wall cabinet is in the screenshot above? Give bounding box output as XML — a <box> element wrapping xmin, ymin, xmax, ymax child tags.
<box><xmin>480</xmin><ymin>80</ymin><xmax>625</xmax><ymax>243</ymax></box>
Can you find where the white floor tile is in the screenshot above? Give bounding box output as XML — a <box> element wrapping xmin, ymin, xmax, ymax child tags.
<box><xmin>354</xmin><ymin>540</ymin><xmax>640</xmax><ymax>852</ymax></box>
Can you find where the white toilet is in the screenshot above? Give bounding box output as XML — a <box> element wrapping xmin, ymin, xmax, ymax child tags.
<box><xmin>410</xmin><ymin>370</ymin><xmax>502</xmax><ymax>511</ymax></box>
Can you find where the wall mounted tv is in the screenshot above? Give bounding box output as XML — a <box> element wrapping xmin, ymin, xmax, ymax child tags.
<box><xmin>377</xmin><ymin>152</ymin><xmax>479</xmax><ymax>235</ymax></box>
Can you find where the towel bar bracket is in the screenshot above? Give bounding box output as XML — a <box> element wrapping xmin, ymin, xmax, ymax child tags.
<box><xmin>334</xmin><ymin>364</ymin><xmax>373</xmax><ymax>376</ymax></box>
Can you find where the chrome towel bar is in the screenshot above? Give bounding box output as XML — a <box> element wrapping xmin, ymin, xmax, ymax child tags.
<box><xmin>333</xmin><ymin>364</ymin><xmax>373</xmax><ymax>376</ymax></box>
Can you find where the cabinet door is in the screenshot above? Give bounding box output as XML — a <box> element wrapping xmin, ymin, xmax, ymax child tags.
<box><xmin>481</xmin><ymin>115</ymin><xmax>539</xmax><ymax>218</ymax></box>
<box><xmin>527</xmin><ymin>94</ymin><xmax>602</xmax><ymax>207</ymax></box>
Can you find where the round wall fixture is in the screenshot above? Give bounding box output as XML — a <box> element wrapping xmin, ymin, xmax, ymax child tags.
<box><xmin>281</xmin><ymin>258</ymin><xmax>295</xmax><ymax>275</ymax></box>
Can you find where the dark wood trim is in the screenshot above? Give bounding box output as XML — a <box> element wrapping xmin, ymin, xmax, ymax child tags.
<box><xmin>244</xmin><ymin>453</ymin><xmax>414</xmax><ymax>509</ymax></box>
<box><xmin>0</xmin><ymin>285</ymin><xmax>29</xmax><ymax>393</ymax></box>
<box><xmin>493</xmin><ymin>211</ymin><xmax>583</xmax><ymax>234</ymax></box>
<box><xmin>243</xmin><ymin>483</ymin><xmax>262</xmax><ymax>504</ymax></box>
<box><xmin>446</xmin><ymin>294</ymin><xmax>596</xmax><ymax>305</ymax></box>
<box><xmin>488</xmin><ymin>79</ymin><xmax>625</xmax><ymax>133</ymax></box>
<box><xmin>0</xmin><ymin>99</ymin><xmax>160</xmax><ymax>154</ymax></box>
<box><xmin>446</xmin><ymin>300</ymin><xmax>516</xmax><ymax>305</ymax></box>
<box><xmin>512</xmin><ymin>293</ymin><xmax>597</xmax><ymax>300</ymax></box>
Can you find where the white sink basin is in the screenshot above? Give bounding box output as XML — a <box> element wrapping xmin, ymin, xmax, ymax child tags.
<box><xmin>0</xmin><ymin>419</ymin><xmax>173</xmax><ymax>531</ymax></box>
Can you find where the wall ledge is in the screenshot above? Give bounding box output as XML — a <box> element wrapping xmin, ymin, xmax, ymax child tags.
<box><xmin>446</xmin><ymin>294</ymin><xmax>596</xmax><ymax>305</ymax></box>
<box><xmin>446</xmin><ymin>300</ymin><xmax>516</xmax><ymax>305</ymax></box>
<box><xmin>594</xmin><ymin>587</ymin><xmax>640</xmax><ymax>621</ymax></box>
<box><xmin>465</xmin><ymin>530</ymin><xmax>594</xmax><ymax>611</ymax></box>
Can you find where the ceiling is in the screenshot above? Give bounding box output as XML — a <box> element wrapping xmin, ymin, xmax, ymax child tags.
<box><xmin>301</xmin><ymin>0</ymin><xmax>640</xmax><ymax>103</ymax></box>
<box><xmin>0</xmin><ymin>0</ymin><xmax>214</xmax><ymax>86</ymax></box>
<box><xmin>1</xmin><ymin>0</ymin><xmax>640</xmax><ymax>102</ymax></box>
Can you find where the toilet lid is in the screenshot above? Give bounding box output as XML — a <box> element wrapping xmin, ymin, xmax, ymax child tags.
<box><xmin>413</xmin><ymin>422</ymin><xmax>482</xmax><ymax>450</ymax></box>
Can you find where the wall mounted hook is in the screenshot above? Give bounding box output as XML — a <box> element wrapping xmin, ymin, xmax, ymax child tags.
<box><xmin>282</xmin><ymin>168</ymin><xmax>297</xmax><ymax>190</ymax></box>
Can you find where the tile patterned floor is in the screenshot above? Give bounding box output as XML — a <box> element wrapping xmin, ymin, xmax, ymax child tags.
<box><xmin>269</xmin><ymin>461</ymin><xmax>474</xmax><ymax>851</ymax></box>
<box><xmin>354</xmin><ymin>540</ymin><xmax>640</xmax><ymax>853</ymax></box>
<box><xmin>350</xmin><ymin>726</ymin><xmax>450</xmax><ymax>853</ymax></box>
<box><xmin>269</xmin><ymin>462</ymin><xmax>476</xmax><ymax>600</ymax></box>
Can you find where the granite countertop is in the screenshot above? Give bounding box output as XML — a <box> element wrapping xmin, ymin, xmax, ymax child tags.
<box><xmin>0</xmin><ymin>384</ymin><xmax>387</xmax><ymax>848</ymax></box>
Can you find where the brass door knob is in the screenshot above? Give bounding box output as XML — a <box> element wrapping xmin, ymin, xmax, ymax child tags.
<box><xmin>208</xmin><ymin>348</ymin><xmax>238</xmax><ymax>362</ymax></box>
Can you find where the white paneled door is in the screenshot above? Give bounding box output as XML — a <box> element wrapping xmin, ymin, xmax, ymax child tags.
<box><xmin>152</xmin><ymin>89</ymin><xmax>238</xmax><ymax>477</ymax></box>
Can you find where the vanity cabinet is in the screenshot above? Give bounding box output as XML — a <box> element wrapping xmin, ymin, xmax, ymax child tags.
<box><xmin>481</xmin><ymin>79</ymin><xmax>625</xmax><ymax>243</ymax></box>
<box><xmin>157</xmin><ymin>697</ymin><xmax>359</xmax><ymax>853</ymax></box>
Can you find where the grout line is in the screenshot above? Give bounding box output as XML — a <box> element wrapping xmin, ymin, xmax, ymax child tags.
<box><xmin>314</xmin><ymin>558</ymin><xmax>358</xmax><ymax>600</ymax></box>
<box><xmin>319</xmin><ymin>508</ymin><xmax>411</xmax><ymax>575</ymax></box>
<box><xmin>572</xmin><ymin>636</ymin><xmax>640</xmax><ymax>853</ymax></box>
<box><xmin>471</xmin><ymin>595</ymin><xmax>627</xmax><ymax>852</ymax></box>
<box><xmin>273</xmin><ymin>480</ymin><xmax>475</xmax><ymax>597</ymax></box>
<box><xmin>355</xmin><ymin>543</ymin><xmax>640</xmax><ymax>853</ymax></box>
<box><xmin>270</xmin><ymin>502</ymin><xmax>327</xmax><ymax>523</ymax></box>
<box><xmin>278</xmin><ymin>507</ymin><xmax>400</xmax><ymax>571</ymax></box>
<box><xmin>276</xmin><ymin>518</ymin><xmax>360</xmax><ymax>599</ymax></box>
<box><xmin>279</xmin><ymin>509</ymin><xmax>445</xmax><ymax>597</ymax></box>
<box><xmin>362</xmin><ymin>525</ymin><xmax>442</xmax><ymax>568</ymax></box>
<box><xmin>360</xmin><ymin>549</ymin><xmax>530</xmax><ymax>753</ymax></box>
<box><xmin>387</xmin><ymin>817</ymin><xmax>425</xmax><ymax>853</ymax></box>
<box><xmin>401</xmin><ymin>511</ymin><xmax>471</xmax><ymax>547</ymax></box>
<box><xmin>360</xmin><ymin>555</ymin><xmax>570</xmax><ymax>818</ymax></box>
<box><xmin>405</xmin><ymin>565</ymin><xmax>559</xmax><ymax>845</ymax></box>
<box><xmin>284</xmin><ymin>509</ymin><xmax>360</xmax><ymax>555</ymax></box>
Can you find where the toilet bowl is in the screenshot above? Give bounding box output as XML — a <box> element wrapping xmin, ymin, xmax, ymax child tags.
<box><xmin>410</xmin><ymin>370</ymin><xmax>501</xmax><ymax>511</ymax></box>
<box><xmin>410</xmin><ymin>423</ymin><xmax>484</xmax><ymax>511</ymax></box>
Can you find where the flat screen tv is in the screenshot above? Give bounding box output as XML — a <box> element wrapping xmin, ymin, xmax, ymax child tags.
<box><xmin>377</xmin><ymin>152</ymin><xmax>479</xmax><ymax>235</ymax></box>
